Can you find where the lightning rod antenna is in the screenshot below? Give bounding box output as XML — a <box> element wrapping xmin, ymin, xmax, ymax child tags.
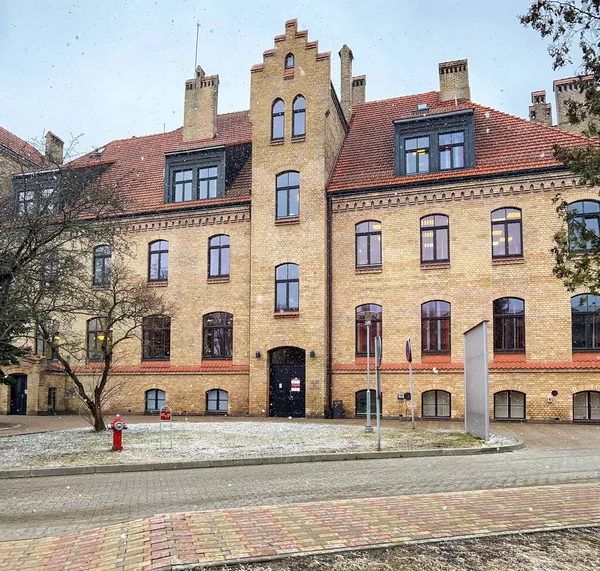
<box><xmin>193</xmin><ymin>21</ymin><xmax>200</xmax><ymax>109</ymax></box>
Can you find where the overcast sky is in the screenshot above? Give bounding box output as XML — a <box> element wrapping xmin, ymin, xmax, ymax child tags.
<box><xmin>0</xmin><ymin>0</ymin><xmax>579</xmax><ymax>156</ymax></box>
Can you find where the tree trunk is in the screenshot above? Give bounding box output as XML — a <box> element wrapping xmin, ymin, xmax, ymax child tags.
<box><xmin>91</xmin><ymin>397</ymin><xmax>106</xmax><ymax>432</ymax></box>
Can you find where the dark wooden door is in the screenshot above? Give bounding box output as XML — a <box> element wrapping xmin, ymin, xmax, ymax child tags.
<box><xmin>9</xmin><ymin>374</ymin><xmax>27</xmax><ymax>415</ymax></box>
<box><xmin>269</xmin><ymin>363</ymin><xmax>305</xmax><ymax>417</ymax></box>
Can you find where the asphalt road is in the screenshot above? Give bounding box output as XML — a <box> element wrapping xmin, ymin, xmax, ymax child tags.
<box><xmin>2</xmin><ymin>445</ymin><xmax>599</xmax><ymax>541</ymax></box>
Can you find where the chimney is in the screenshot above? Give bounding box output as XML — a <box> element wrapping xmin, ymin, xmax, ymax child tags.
<box><xmin>44</xmin><ymin>131</ymin><xmax>64</xmax><ymax>165</ymax></box>
<box><xmin>183</xmin><ymin>65</ymin><xmax>219</xmax><ymax>142</ymax></box>
<box><xmin>339</xmin><ymin>45</ymin><xmax>354</xmax><ymax>120</ymax></box>
<box><xmin>529</xmin><ymin>90</ymin><xmax>553</xmax><ymax>127</ymax></box>
<box><xmin>352</xmin><ymin>75</ymin><xmax>366</xmax><ymax>106</ymax></box>
<box><xmin>438</xmin><ymin>59</ymin><xmax>471</xmax><ymax>102</ymax></box>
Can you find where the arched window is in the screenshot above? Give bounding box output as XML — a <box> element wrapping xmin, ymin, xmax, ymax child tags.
<box><xmin>292</xmin><ymin>95</ymin><xmax>306</xmax><ymax>137</ymax></box>
<box><xmin>276</xmin><ymin>172</ymin><xmax>300</xmax><ymax>219</ymax></box>
<box><xmin>275</xmin><ymin>264</ymin><xmax>299</xmax><ymax>312</ymax></box>
<box><xmin>421</xmin><ymin>301</ymin><xmax>451</xmax><ymax>353</ymax></box>
<box><xmin>146</xmin><ymin>389</ymin><xmax>166</xmax><ymax>413</ymax></box>
<box><xmin>573</xmin><ymin>390</ymin><xmax>600</xmax><ymax>421</ymax></box>
<box><xmin>203</xmin><ymin>312</ymin><xmax>233</xmax><ymax>359</ymax></box>
<box><xmin>206</xmin><ymin>389</ymin><xmax>229</xmax><ymax>413</ymax></box>
<box><xmin>568</xmin><ymin>200</ymin><xmax>600</xmax><ymax>252</ymax></box>
<box><xmin>493</xmin><ymin>298</ymin><xmax>525</xmax><ymax>352</ymax></box>
<box><xmin>284</xmin><ymin>53</ymin><xmax>294</xmax><ymax>69</ymax></box>
<box><xmin>356</xmin><ymin>304</ymin><xmax>382</xmax><ymax>356</ymax></box>
<box><xmin>420</xmin><ymin>214</ymin><xmax>449</xmax><ymax>263</ymax></box>
<box><xmin>93</xmin><ymin>245</ymin><xmax>111</xmax><ymax>286</ymax></box>
<box><xmin>142</xmin><ymin>316</ymin><xmax>171</xmax><ymax>360</ymax></box>
<box><xmin>87</xmin><ymin>317</ymin><xmax>110</xmax><ymax>361</ymax></box>
<box><xmin>208</xmin><ymin>235</ymin><xmax>230</xmax><ymax>278</ymax></box>
<box><xmin>494</xmin><ymin>390</ymin><xmax>526</xmax><ymax>419</ymax></box>
<box><xmin>355</xmin><ymin>221</ymin><xmax>382</xmax><ymax>268</ymax></box>
<box><xmin>491</xmin><ymin>208</ymin><xmax>522</xmax><ymax>258</ymax></box>
<box><xmin>148</xmin><ymin>240</ymin><xmax>169</xmax><ymax>282</ymax></box>
<box><xmin>271</xmin><ymin>99</ymin><xmax>285</xmax><ymax>141</ymax></box>
<box><xmin>422</xmin><ymin>390</ymin><xmax>451</xmax><ymax>418</ymax></box>
<box><xmin>571</xmin><ymin>294</ymin><xmax>600</xmax><ymax>350</ymax></box>
<box><xmin>355</xmin><ymin>389</ymin><xmax>377</xmax><ymax>417</ymax></box>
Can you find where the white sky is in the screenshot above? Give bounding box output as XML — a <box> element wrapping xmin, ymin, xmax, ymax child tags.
<box><xmin>0</xmin><ymin>0</ymin><xmax>579</xmax><ymax>156</ymax></box>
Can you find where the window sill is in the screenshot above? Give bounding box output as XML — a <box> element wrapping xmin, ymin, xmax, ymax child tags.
<box><xmin>275</xmin><ymin>217</ymin><xmax>300</xmax><ymax>226</ymax></box>
<box><xmin>270</xmin><ymin>139</ymin><xmax>284</xmax><ymax>146</ymax></box>
<box><xmin>141</xmin><ymin>360</ymin><xmax>170</xmax><ymax>367</ymax></box>
<box><xmin>201</xmin><ymin>358</ymin><xmax>233</xmax><ymax>363</ymax></box>
<box><xmin>147</xmin><ymin>281</ymin><xmax>168</xmax><ymax>287</ymax></box>
<box><xmin>273</xmin><ymin>311</ymin><xmax>299</xmax><ymax>318</ymax></box>
<box><xmin>283</xmin><ymin>69</ymin><xmax>295</xmax><ymax>80</ymax></box>
<box><xmin>492</xmin><ymin>257</ymin><xmax>525</xmax><ymax>265</ymax></box>
<box><xmin>492</xmin><ymin>352</ymin><xmax>526</xmax><ymax>362</ymax></box>
<box><xmin>91</xmin><ymin>284</ymin><xmax>110</xmax><ymax>289</ymax></box>
<box><xmin>356</xmin><ymin>266</ymin><xmax>382</xmax><ymax>274</ymax></box>
<box><xmin>207</xmin><ymin>276</ymin><xmax>230</xmax><ymax>284</ymax></box>
<box><xmin>573</xmin><ymin>351</ymin><xmax>600</xmax><ymax>360</ymax></box>
<box><xmin>291</xmin><ymin>135</ymin><xmax>305</xmax><ymax>143</ymax></box>
<box><xmin>421</xmin><ymin>262</ymin><xmax>450</xmax><ymax>270</ymax></box>
<box><xmin>421</xmin><ymin>353</ymin><xmax>451</xmax><ymax>363</ymax></box>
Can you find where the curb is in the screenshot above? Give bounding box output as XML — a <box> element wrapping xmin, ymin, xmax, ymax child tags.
<box><xmin>0</xmin><ymin>439</ymin><xmax>523</xmax><ymax>479</ymax></box>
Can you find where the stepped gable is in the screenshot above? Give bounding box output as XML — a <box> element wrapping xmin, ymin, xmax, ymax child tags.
<box><xmin>72</xmin><ymin>111</ymin><xmax>252</xmax><ymax>214</ymax></box>
<box><xmin>329</xmin><ymin>91</ymin><xmax>594</xmax><ymax>193</ymax></box>
<box><xmin>0</xmin><ymin>126</ymin><xmax>45</xmax><ymax>167</ymax></box>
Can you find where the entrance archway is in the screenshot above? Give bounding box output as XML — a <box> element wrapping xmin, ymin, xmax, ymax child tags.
<box><xmin>269</xmin><ymin>347</ymin><xmax>305</xmax><ymax>417</ymax></box>
<box><xmin>9</xmin><ymin>374</ymin><xmax>27</xmax><ymax>415</ymax></box>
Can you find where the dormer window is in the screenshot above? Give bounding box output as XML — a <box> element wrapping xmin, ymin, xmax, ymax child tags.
<box><xmin>395</xmin><ymin>109</ymin><xmax>475</xmax><ymax>177</ymax></box>
<box><xmin>285</xmin><ymin>53</ymin><xmax>294</xmax><ymax>69</ymax></box>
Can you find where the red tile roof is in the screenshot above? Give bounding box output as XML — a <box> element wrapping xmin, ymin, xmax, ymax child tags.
<box><xmin>0</xmin><ymin>126</ymin><xmax>45</xmax><ymax>167</ymax></box>
<box><xmin>329</xmin><ymin>92</ymin><xmax>593</xmax><ymax>193</ymax></box>
<box><xmin>71</xmin><ymin>111</ymin><xmax>252</xmax><ymax>215</ymax></box>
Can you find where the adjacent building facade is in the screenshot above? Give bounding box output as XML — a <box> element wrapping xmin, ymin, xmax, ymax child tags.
<box><xmin>2</xmin><ymin>20</ymin><xmax>600</xmax><ymax>422</ymax></box>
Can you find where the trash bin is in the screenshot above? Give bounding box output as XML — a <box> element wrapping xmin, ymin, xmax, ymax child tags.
<box><xmin>332</xmin><ymin>399</ymin><xmax>343</xmax><ymax>419</ymax></box>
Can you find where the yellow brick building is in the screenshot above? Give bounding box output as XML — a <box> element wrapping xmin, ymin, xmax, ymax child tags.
<box><xmin>2</xmin><ymin>20</ymin><xmax>600</xmax><ymax>422</ymax></box>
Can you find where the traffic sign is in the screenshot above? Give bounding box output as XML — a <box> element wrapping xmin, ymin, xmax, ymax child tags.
<box><xmin>405</xmin><ymin>339</ymin><xmax>412</xmax><ymax>363</ymax></box>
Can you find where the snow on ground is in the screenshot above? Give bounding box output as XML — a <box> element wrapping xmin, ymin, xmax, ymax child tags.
<box><xmin>0</xmin><ymin>421</ymin><xmax>517</xmax><ymax>469</ymax></box>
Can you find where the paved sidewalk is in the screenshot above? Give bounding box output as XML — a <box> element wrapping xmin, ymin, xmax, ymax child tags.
<box><xmin>0</xmin><ymin>481</ymin><xmax>598</xmax><ymax>571</ymax></box>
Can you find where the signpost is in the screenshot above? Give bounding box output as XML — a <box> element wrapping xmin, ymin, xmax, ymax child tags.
<box><xmin>406</xmin><ymin>339</ymin><xmax>415</xmax><ymax>430</ymax></box>
<box><xmin>374</xmin><ymin>335</ymin><xmax>382</xmax><ymax>451</ymax></box>
<box><xmin>365</xmin><ymin>316</ymin><xmax>373</xmax><ymax>433</ymax></box>
<box><xmin>159</xmin><ymin>405</ymin><xmax>172</xmax><ymax>449</ymax></box>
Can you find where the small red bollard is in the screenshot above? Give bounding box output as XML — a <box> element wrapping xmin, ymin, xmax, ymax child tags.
<box><xmin>109</xmin><ymin>414</ymin><xmax>127</xmax><ymax>451</ymax></box>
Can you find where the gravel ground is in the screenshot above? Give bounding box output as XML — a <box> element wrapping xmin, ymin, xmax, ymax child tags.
<box><xmin>0</xmin><ymin>421</ymin><xmax>505</xmax><ymax>468</ymax></box>
<box><xmin>212</xmin><ymin>527</ymin><xmax>600</xmax><ymax>571</ymax></box>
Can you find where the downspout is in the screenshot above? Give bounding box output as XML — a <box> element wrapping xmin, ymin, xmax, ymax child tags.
<box><xmin>326</xmin><ymin>193</ymin><xmax>333</xmax><ymax>417</ymax></box>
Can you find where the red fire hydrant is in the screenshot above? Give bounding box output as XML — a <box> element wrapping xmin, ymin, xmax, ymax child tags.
<box><xmin>109</xmin><ymin>414</ymin><xmax>127</xmax><ymax>451</ymax></box>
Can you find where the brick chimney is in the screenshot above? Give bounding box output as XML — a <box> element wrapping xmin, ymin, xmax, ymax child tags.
<box><xmin>44</xmin><ymin>131</ymin><xmax>64</xmax><ymax>165</ymax></box>
<box><xmin>183</xmin><ymin>65</ymin><xmax>219</xmax><ymax>142</ymax></box>
<box><xmin>529</xmin><ymin>90</ymin><xmax>553</xmax><ymax>127</ymax></box>
<box><xmin>352</xmin><ymin>75</ymin><xmax>366</xmax><ymax>106</ymax></box>
<box><xmin>339</xmin><ymin>45</ymin><xmax>354</xmax><ymax>120</ymax></box>
<box><xmin>439</xmin><ymin>59</ymin><xmax>470</xmax><ymax>103</ymax></box>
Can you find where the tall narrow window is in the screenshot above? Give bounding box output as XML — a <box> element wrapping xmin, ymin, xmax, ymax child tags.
<box><xmin>203</xmin><ymin>312</ymin><xmax>233</xmax><ymax>359</ymax></box>
<box><xmin>405</xmin><ymin>136</ymin><xmax>430</xmax><ymax>174</ymax></box>
<box><xmin>494</xmin><ymin>390</ymin><xmax>526</xmax><ymax>419</ymax></box>
<box><xmin>142</xmin><ymin>316</ymin><xmax>171</xmax><ymax>360</ymax></box>
<box><xmin>491</xmin><ymin>208</ymin><xmax>523</xmax><ymax>258</ymax></box>
<box><xmin>272</xmin><ymin>99</ymin><xmax>285</xmax><ymax>141</ymax></box>
<box><xmin>208</xmin><ymin>235</ymin><xmax>230</xmax><ymax>278</ymax></box>
<box><xmin>276</xmin><ymin>172</ymin><xmax>300</xmax><ymax>219</ymax></box>
<box><xmin>146</xmin><ymin>389</ymin><xmax>166</xmax><ymax>413</ymax></box>
<box><xmin>422</xmin><ymin>390</ymin><xmax>451</xmax><ymax>418</ymax></box>
<box><xmin>493</xmin><ymin>298</ymin><xmax>525</xmax><ymax>352</ymax></box>
<box><xmin>355</xmin><ymin>221</ymin><xmax>382</xmax><ymax>268</ymax></box>
<box><xmin>420</xmin><ymin>215</ymin><xmax>449</xmax><ymax>263</ymax></box>
<box><xmin>93</xmin><ymin>245</ymin><xmax>111</xmax><ymax>286</ymax></box>
<box><xmin>284</xmin><ymin>53</ymin><xmax>294</xmax><ymax>69</ymax></box>
<box><xmin>148</xmin><ymin>240</ymin><xmax>169</xmax><ymax>282</ymax></box>
<box><xmin>571</xmin><ymin>294</ymin><xmax>600</xmax><ymax>350</ymax></box>
<box><xmin>207</xmin><ymin>389</ymin><xmax>229</xmax><ymax>413</ymax></box>
<box><xmin>292</xmin><ymin>95</ymin><xmax>306</xmax><ymax>137</ymax></box>
<box><xmin>173</xmin><ymin>169</ymin><xmax>193</xmax><ymax>202</ymax></box>
<box><xmin>87</xmin><ymin>317</ymin><xmax>110</xmax><ymax>361</ymax></box>
<box><xmin>199</xmin><ymin>166</ymin><xmax>218</xmax><ymax>199</ymax></box>
<box><xmin>356</xmin><ymin>304</ymin><xmax>382</xmax><ymax>356</ymax></box>
<box><xmin>275</xmin><ymin>263</ymin><xmax>299</xmax><ymax>312</ymax></box>
<box><xmin>568</xmin><ymin>200</ymin><xmax>600</xmax><ymax>252</ymax></box>
<box><xmin>439</xmin><ymin>131</ymin><xmax>465</xmax><ymax>170</ymax></box>
<box><xmin>421</xmin><ymin>301</ymin><xmax>451</xmax><ymax>353</ymax></box>
<box><xmin>573</xmin><ymin>390</ymin><xmax>600</xmax><ymax>420</ymax></box>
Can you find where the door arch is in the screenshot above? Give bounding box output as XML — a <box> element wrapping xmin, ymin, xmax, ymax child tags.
<box><xmin>269</xmin><ymin>347</ymin><xmax>305</xmax><ymax>418</ymax></box>
<box><xmin>9</xmin><ymin>374</ymin><xmax>27</xmax><ymax>415</ymax></box>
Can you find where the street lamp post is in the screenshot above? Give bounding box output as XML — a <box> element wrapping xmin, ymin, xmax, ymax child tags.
<box><xmin>365</xmin><ymin>313</ymin><xmax>375</xmax><ymax>433</ymax></box>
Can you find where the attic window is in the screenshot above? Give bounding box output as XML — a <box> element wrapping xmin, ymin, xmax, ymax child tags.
<box><xmin>92</xmin><ymin>147</ymin><xmax>106</xmax><ymax>159</ymax></box>
<box><xmin>285</xmin><ymin>53</ymin><xmax>294</xmax><ymax>69</ymax></box>
<box><xmin>417</xmin><ymin>103</ymin><xmax>429</xmax><ymax>112</ymax></box>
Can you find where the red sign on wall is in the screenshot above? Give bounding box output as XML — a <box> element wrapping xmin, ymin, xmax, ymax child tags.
<box><xmin>290</xmin><ymin>378</ymin><xmax>301</xmax><ymax>392</ymax></box>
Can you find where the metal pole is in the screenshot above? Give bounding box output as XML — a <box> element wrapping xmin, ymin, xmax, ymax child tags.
<box><xmin>409</xmin><ymin>359</ymin><xmax>415</xmax><ymax>430</ymax></box>
<box><xmin>365</xmin><ymin>319</ymin><xmax>373</xmax><ymax>433</ymax></box>
<box><xmin>375</xmin><ymin>336</ymin><xmax>381</xmax><ymax>451</ymax></box>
